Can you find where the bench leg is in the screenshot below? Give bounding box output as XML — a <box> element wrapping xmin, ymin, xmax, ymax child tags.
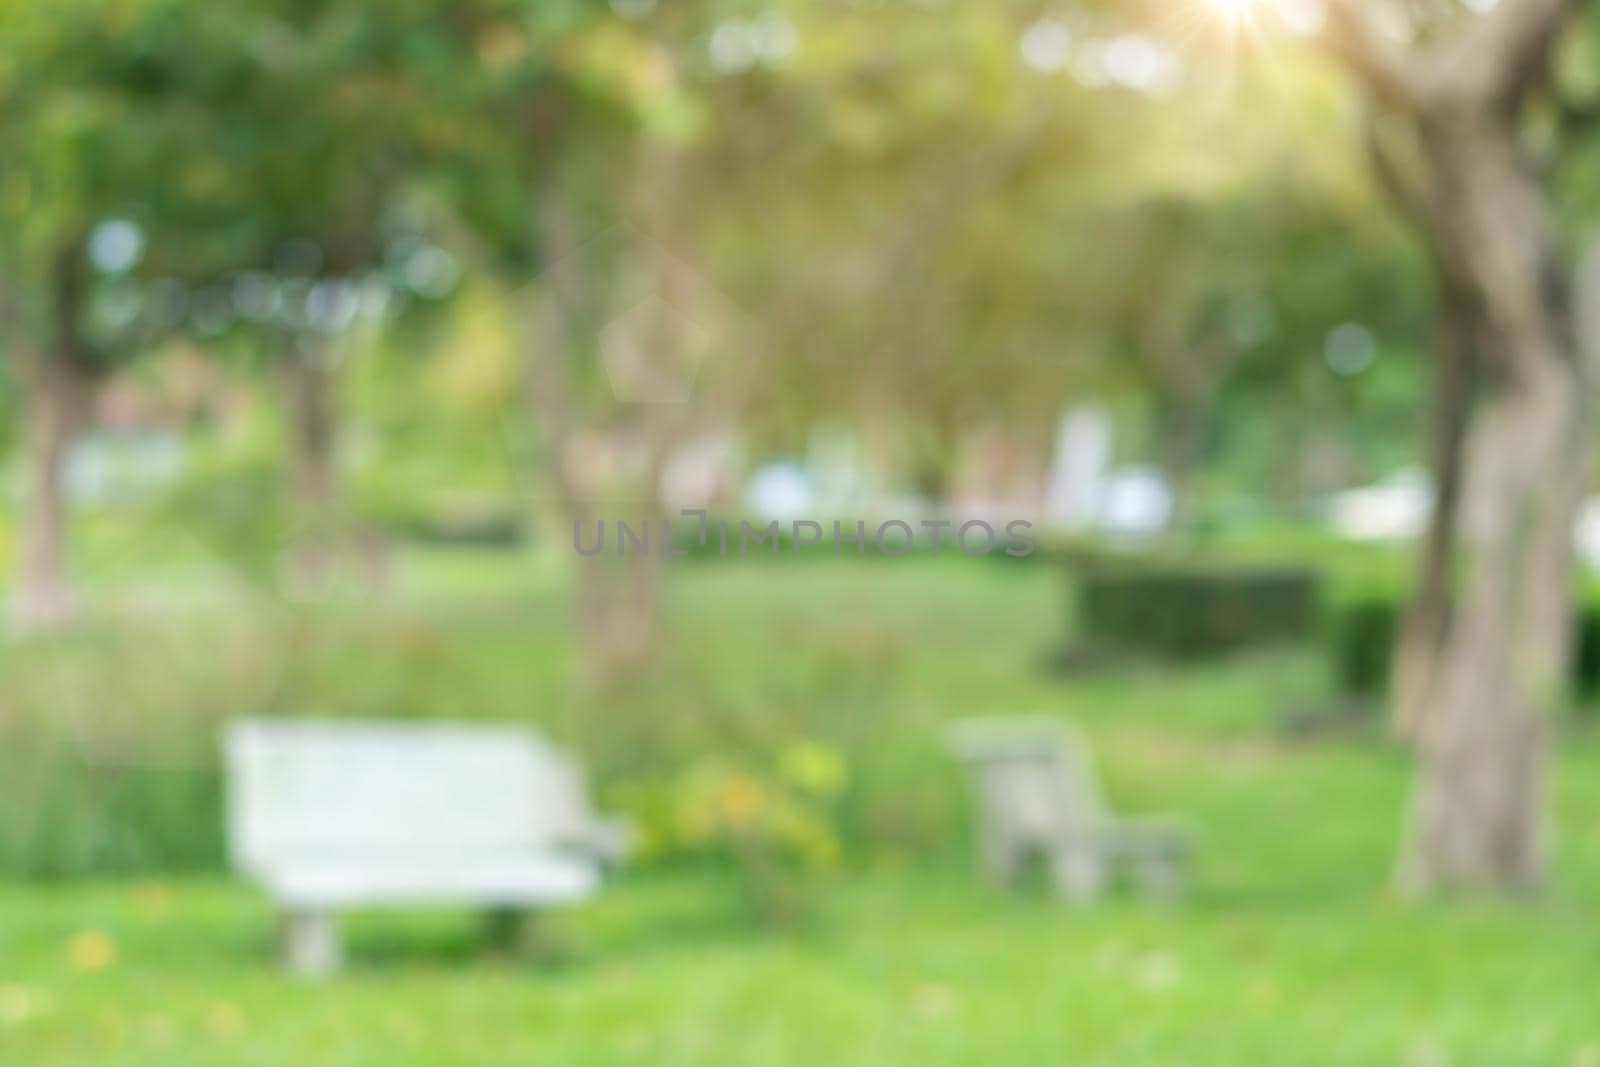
<box><xmin>1133</xmin><ymin>853</ymin><xmax>1187</xmax><ymax>904</ymax></box>
<box><xmin>1049</xmin><ymin>840</ymin><xmax>1108</xmax><ymax>902</ymax></box>
<box><xmin>282</xmin><ymin>909</ymin><xmax>341</xmax><ymax>978</ymax></box>
<box><xmin>481</xmin><ymin>906</ymin><xmax>525</xmax><ymax>951</ymax></box>
<box><xmin>980</xmin><ymin>827</ymin><xmax>1018</xmax><ymax>887</ymax></box>
<box><xmin>484</xmin><ymin>908</ymin><xmax>570</xmax><ymax>964</ymax></box>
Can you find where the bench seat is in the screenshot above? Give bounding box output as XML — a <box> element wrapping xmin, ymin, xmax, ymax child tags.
<box><xmin>261</xmin><ymin>851</ymin><xmax>600</xmax><ymax>909</ymax></box>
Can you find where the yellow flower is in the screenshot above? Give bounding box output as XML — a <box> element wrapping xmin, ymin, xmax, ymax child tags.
<box><xmin>772</xmin><ymin>807</ymin><xmax>841</xmax><ymax>870</ymax></box>
<box><xmin>715</xmin><ymin>775</ymin><xmax>767</xmax><ymax>829</ymax></box>
<box><xmin>67</xmin><ymin>930</ymin><xmax>116</xmax><ymax>974</ymax></box>
<box><xmin>205</xmin><ymin>1001</ymin><xmax>246</xmax><ymax>1038</ymax></box>
<box><xmin>0</xmin><ymin>984</ymin><xmax>35</xmax><ymax>1026</ymax></box>
<box><xmin>141</xmin><ymin>1013</ymin><xmax>175</xmax><ymax>1047</ymax></box>
<box><xmin>131</xmin><ymin>882</ymin><xmax>172</xmax><ymax>920</ymax></box>
<box><xmin>779</xmin><ymin>742</ymin><xmax>848</xmax><ymax>797</ymax></box>
<box><xmin>909</xmin><ymin>983</ymin><xmax>959</xmax><ymax>1021</ymax></box>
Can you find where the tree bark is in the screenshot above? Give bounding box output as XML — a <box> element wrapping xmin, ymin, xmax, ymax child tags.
<box><xmin>9</xmin><ymin>243</ymin><xmax>95</xmax><ymax>633</ymax></box>
<box><xmin>1321</xmin><ymin>0</ymin><xmax>1588</xmax><ymax>895</ymax></box>
<box><xmin>280</xmin><ymin>338</ymin><xmax>343</xmax><ymax>594</ymax></box>
<box><xmin>1154</xmin><ymin>380</ymin><xmax>1210</xmax><ymax>543</ymax></box>
<box><xmin>11</xmin><ymin>353</ymin><xmax>86</xmax><ymax>632</ymax></box>
<box><xmin>525</xmin><ymin>182</ymin><xmax>676</xmax><ymax>689</ymax></box>
<box><xmin>1400</xmin><ymin>365</ymin><xmax>1583</xmax><ymax>893</ymax></box>
<box><xmin>1390</xmin><ymin>284</ymin><xmax>1476</xmax><ymax>742</ymax></box>
<box><xmin>1138</xmin><ymin>315</ymin><xmax>1234</xmax><ymax>545</ymax></box>
<box><xmin>571</xmin><ymin>534</ymin><xmax>664</xmax><ymax>684</ymax></box>
<box><xmin>1395</xmin><ymin>111</ymin><xmax>1591</xmax><ymax>895</ymax></box>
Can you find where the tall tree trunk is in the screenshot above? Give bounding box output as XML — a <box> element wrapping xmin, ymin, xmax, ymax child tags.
<box><xmin>12</xmin><ymin>353</ymin><xmax>86</xmax><ymax>632</ymax></box>
<box><xmin>572</xmin><ymin>529</ymin><xmax>664</xmax><ymax>684</ymax></box>
<box><xmin>1322</xmin><ymin>0</ymin><xmax>1589</xmax><ymax>896</ymax></box>
<box><xmin>536</xmin><ymin>139</ymin><xmax>723</xmax><ymax>688</ymax></box>
<box><xmin>280</xmin><ymin>338</ymin><xmax>342</xmax><ymax>593</ymax></box>
<box><xmin>1400</xmin><ymin>366</ymin><xmax>1583</xmax><ymax>892</ymax></box>
<box><xmin>524</xmin><ymin>185</ymin><xmax>673</xmax><ymax>689</ymax></box>
<box><xmin>10</xmin><ymin>243</ymin><xmax>95</xmax><ymax>633</ymax></box>
<box><xmin>1155</xmin><ymin>381</ymin><xmax>1209</xmax><ymax>544</ymax></box>
<box><xmin>1139</xmin><ymin>322</ymin><xmax>1234</xmax><ymax>546</ymax></box>
<box><xmin>1391</xmin><ymin>285</ymin><xmax>1476</xmax><ymax>741</ymax></box>
<box><xmin>1396</xmin><ymin>113</ymin><xmax>1591</xmax><ymax>895</ymax></box>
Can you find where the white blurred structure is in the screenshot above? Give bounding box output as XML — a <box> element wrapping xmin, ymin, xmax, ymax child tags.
<box><xmin>66</xmin><ymin>430</ymin><xmax>185</xmax><ymax>504</ymax></box>
<box><xmin>1042</xmin><ymin>405</ymin><xmax>1112</xmax><ymax>531</ymax></box>
<box><xmin>660</xmin><ymin>431</ymin><xmax>742</xmax><ymax>510</ymax></box>
<box><xmin>1097</xmin><ymin>466</ymin><xmax>1172</xmax><ymax>537</ymax></box>
<box><xmin>1329</xmin><ymin>470</ymin><xmax>1432</xmax><ymax>541</ymax></box>
<box><xmin>1575</xmin><ymin>499</ymin><xmax>1600</xmax><ymax>570</ymax></box>
<box><xmin>225</xmin><ymin>719</ymin><xmax>626</xmax><ymax>976</ymax></box>
<box><xmin>745</xmin><ymin>461</ymin><xmax>814</xmax><ymax>521</ymax></box>
<box><xmin>1327</xmin><ymin>471</ymin><xmax>1600</xmax><ymax>575</ymax></box>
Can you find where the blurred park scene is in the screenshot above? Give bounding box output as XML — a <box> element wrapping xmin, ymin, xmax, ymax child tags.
<box><xmin>9</xmin><ymin>0</ymin><xmax>1600</xmax><ymax>1062</ymax></box>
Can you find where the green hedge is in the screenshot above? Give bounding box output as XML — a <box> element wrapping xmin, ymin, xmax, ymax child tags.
<box><xmin>1332</xmin><ymin>598</ymin><xmax>1600</xmax><ymax>697</ymax></box>
<box><xmin>398</xmin><ymin>511</ymin><xmax>525</xmax><ymax>547</ymax></box>
<box><xmin>1076</xmin><ymin>565</ymin><xmax>1321</xmax><ymax>660</ymax></box>
<box><xmin>1330</xmin><ymin>600</ymin><xmax>1398</xmax><ymax>695</ymax></box>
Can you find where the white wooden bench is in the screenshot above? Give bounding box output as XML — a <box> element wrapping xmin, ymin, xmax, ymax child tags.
<box><xmin>949</xmin><ymin>717</ymin><xmax>1193</xmax><ymax>902</ymax></box>
<box><xmin>224</xmin><ymin>718</ymin><xmax>628</xmax><ymax>976</ymax></box>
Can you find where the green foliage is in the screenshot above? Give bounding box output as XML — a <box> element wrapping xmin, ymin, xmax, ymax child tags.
<box><xmin>618</xmin><ymin>741</ymin><xmax>848</xmax><ymax>928</ymax></box>
<box><xmin>1075</xmin><ymin>563</ymin><xmax>1321</xmax><ymax>661</ymax></box>
<box><xmin>0</xmin><ymin>0</ymin><xmax>1448</xmax><ymax>528</ymax></box>
<box><xmin>0</xmin><ymin>750</ymin><xmax>224</xmax><ymax>881</ymax></box>
<box><xmin>1329</xmin><ymin>598</ymin><xmax>1397</xmax><ymax>696</ymax></box>
<box><xmin>0</xmin><ymin>547</ymin><xmax>1103</xmax><ymax>880</ymax></box>
<box><xmin>0</xmin><ymin>544</ymin><xmax>1330</xmax><ymax>883</ymax></box>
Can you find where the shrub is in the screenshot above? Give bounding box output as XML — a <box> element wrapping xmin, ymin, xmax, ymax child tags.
<box><xmin>396</xmin><ymin>510</ymin><xmax>525</xmax><ymax>547</ymax></box>
<box><xmin>1330</xmin><ymin>598</ymin><xmax>1600</xmax><ymax>698</ymax></box>
<box><xmin>1075</xmin><ymin>564</ymin><xmax>1320</xmax><ymax>660</ymax></box>
<box><xmin>616</xmin><ymin>741</ymin><xmax>849</xmax><ymax>928</ymax></box>
<box><xmin>1330</xmin><ymin>599</ymin><xmax>1398</xmax><ymax>695</ymax></box>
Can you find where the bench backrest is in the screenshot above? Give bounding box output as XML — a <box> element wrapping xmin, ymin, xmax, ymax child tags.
<box><xmin>948</xmin><ymin>717</ymin><xmax>1109</xmax><ymax>836</ymax></box>
<box><xmin>225</xmin><ymin>718</ymin><xmax>590</xmax><ymax>873</ymax></box>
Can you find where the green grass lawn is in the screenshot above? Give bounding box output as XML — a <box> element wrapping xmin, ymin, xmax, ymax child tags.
<box><xmin>4</xmin><ymin>547</ymin><xmax>1600</xmax><ymax>1065</ymax></box>
<box><xmin>8</xmin><ymin>864</ymin><xmax>1600</xmax><ymax>1065</ymax></box>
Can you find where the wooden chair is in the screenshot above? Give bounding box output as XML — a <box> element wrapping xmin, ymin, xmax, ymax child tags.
<box><xmin>949</xmin><ymin>717</ymin><xmax>1193</xmax><ymax>901</ymax></box>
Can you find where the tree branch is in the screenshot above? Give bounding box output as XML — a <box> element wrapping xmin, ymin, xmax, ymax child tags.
<box><xmin>1455</xmin><ymin>0</ymin><xmax>1582</xmax><ymax>105</ymax></box>
<box><xmin>1364</xmin><ymin>110</ymin><xmax>1432</xmax><ymax>225</ymax></box>
<box><xmin>1321</xmin><ymin>0</ymin><xmax>1420</xmax><ymax>110</ymax></box>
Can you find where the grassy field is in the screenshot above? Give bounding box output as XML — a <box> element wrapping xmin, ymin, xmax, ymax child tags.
<box><xmin>4</xmin><ymin>547</ymin><xmax>1600</xmax><ymax>1065</ymax></box>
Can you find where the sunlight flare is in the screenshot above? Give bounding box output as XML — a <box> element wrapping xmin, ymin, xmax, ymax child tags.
<box><xmin>1202</xmin><ymin>0</ymin><xmax>1259</xmax><ymax>30</ymax></box>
